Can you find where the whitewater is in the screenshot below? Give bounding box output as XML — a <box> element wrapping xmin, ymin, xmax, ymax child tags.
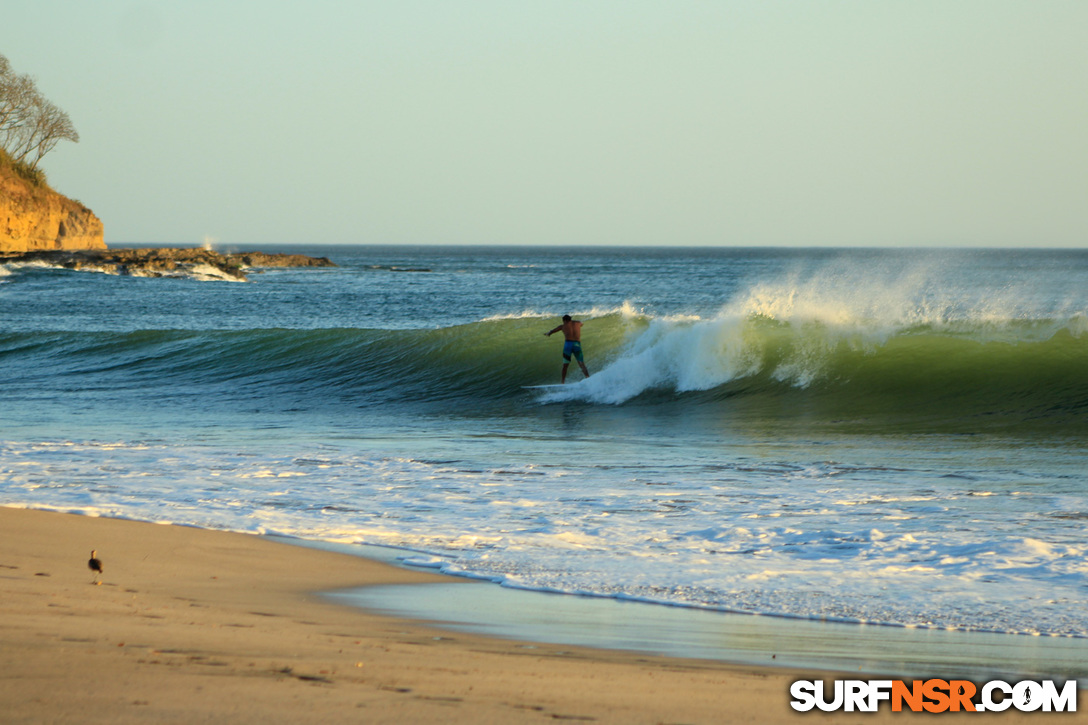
<box><xmin>2</xmin><ymin>245</ymin><xmax>1087</xmax><ymax>648</ymax></box>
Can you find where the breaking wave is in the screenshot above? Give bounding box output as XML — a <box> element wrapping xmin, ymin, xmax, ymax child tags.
<box><xmin>5</xmin><ymin>253</ymin><xmax>1088</xmax><ymax>434</ymax></box>
<box><xmin>3</xmin><ymin>306</ymin><xmax>1086</xmax><ymax>433</ymax></box>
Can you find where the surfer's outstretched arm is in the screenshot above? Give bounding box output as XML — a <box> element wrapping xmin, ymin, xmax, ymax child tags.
<box><xmin>545</xmin><ymin>325</ymin><xmax>563</xmax><ymax>336</ymax></box>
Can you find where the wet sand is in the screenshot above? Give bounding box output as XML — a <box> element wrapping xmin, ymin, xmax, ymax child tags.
<box><xmin>0</xmin><ymin>507</ymin><xmax>1077</xmax><ymax>723</ymax></box>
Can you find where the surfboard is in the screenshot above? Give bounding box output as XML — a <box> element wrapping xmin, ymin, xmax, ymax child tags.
<box><xmin>522</xmin><ymin>384</ymin><xmax>567</xmax><ymax>390</ymax></box>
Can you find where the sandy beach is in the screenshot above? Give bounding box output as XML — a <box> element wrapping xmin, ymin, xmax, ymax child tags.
<box><xmin>0</xmin><ymin>506</ymin><xmax>1079</xmax><ymax>724</ymax></box>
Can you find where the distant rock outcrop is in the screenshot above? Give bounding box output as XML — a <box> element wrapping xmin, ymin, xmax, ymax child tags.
<box><xmin>0</xmin><ymin>165</ymin><xmax>105</xmax><ymax>253</ymax></box>
<box><xmin>0</xmin><ymin>156</ymin><xmax>333</xmax><ymax>278</ymax></box>
<box><xmin>0</xmin><ymin>247</ymin><xmax>336</xmax><ymax>281</ymax></box>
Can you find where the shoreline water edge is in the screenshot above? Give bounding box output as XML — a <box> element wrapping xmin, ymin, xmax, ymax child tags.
<box><xmin>2</xmin><ymin>506</ymin><xmax>1084</xmax><ymax>724</ymax></box>
<box><xmin>0</xmin><ymin>506</ymin><xmax>818</xmax><ymax>724</ymax></box>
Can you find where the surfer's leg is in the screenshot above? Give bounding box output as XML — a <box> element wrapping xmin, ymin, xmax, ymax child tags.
<box><xmin>572</xmin><ymin>344</ymin><xmax>589</xmax><ymax>378</ymax></box>
<box><xmin>561</xmin><ymin>362</ymin><xmax>570</xmax><ymax>383</ymax></box>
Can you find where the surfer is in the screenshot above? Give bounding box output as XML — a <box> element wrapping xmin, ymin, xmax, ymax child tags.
<box><xmin>545</xmin><ymin>315</ymin><xmax>590</xmax><ymax>383</ymax></box>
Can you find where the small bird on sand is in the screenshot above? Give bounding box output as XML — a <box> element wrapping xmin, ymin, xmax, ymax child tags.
<box><xmin>88</xmin><ymin>550</ymin><xmax>103</xmax><ymax>584</ymax></box>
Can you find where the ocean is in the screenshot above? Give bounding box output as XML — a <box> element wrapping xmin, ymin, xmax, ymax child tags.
<box><xmin>3</xmin><ymin>245</ymin><xmax>1087</xmax><ymax>673</ymax></box>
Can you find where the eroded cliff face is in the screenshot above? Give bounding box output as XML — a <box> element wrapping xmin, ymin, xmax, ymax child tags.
<box><xmin>0</xmin><ymin>169</ymin><xmax>105</xmax><ymax>253</ymax></box>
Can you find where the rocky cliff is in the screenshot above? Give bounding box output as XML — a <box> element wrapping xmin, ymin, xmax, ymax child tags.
<box><xmin>0</xmin><ymin>164</ymin><xmax>105</xmax><ymax>253</ymax></box>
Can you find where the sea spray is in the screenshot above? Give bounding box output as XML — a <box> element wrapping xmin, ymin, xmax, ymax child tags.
<box><xmin>540</xmin><ymin>259</ymin><xmax>1088</xmax><ymax>426</ymax></box>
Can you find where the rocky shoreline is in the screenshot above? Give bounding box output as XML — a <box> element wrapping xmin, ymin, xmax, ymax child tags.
<box><xmin>0</xmin><ymin>247</ymin><xmax>336</xmax><ymax>281</ymax></box>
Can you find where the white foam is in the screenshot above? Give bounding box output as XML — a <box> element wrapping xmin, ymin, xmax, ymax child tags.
<box><xmin>4</xmin><ymin>436</ymin><xmax>1087</xmax><ymax>636</ymax></box>
<box><xmin>1</xmin><ymin>260</ymin><xmax>68</xmax><ymax>272</ymax></box>
<box><xmin>480</xmin><ymin>301</ymin><xmax>649</xmax><ymax>324</ymax></box>
<box><xmin>535</xmin><ymin>260</ymin><xmax>1088</xmax><ymax>405</ymax></box>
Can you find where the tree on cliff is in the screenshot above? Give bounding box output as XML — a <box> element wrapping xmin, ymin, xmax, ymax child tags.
<box><xmin>0</xmin><ymin>53</ymin><xmax>78</xmax><ymax>171</ymax></box>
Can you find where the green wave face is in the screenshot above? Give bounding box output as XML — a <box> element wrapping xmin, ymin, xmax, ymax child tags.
<box><xmin>2</xmin><ymin>310</ymin><xmax>1086</xmax><ymax>433</ymax></box>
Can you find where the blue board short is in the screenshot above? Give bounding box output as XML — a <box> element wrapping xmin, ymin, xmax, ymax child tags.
<box><xmin>562</xmin><ymin>340</ymin><xmax>584</xmax><ymax>363</ymax></box>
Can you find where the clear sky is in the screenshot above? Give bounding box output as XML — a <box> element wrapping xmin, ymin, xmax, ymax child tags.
<box><xmin>2</xmin><ymin>1</ymin><xmax>1086</xmax><ymax>247</ymax></box>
